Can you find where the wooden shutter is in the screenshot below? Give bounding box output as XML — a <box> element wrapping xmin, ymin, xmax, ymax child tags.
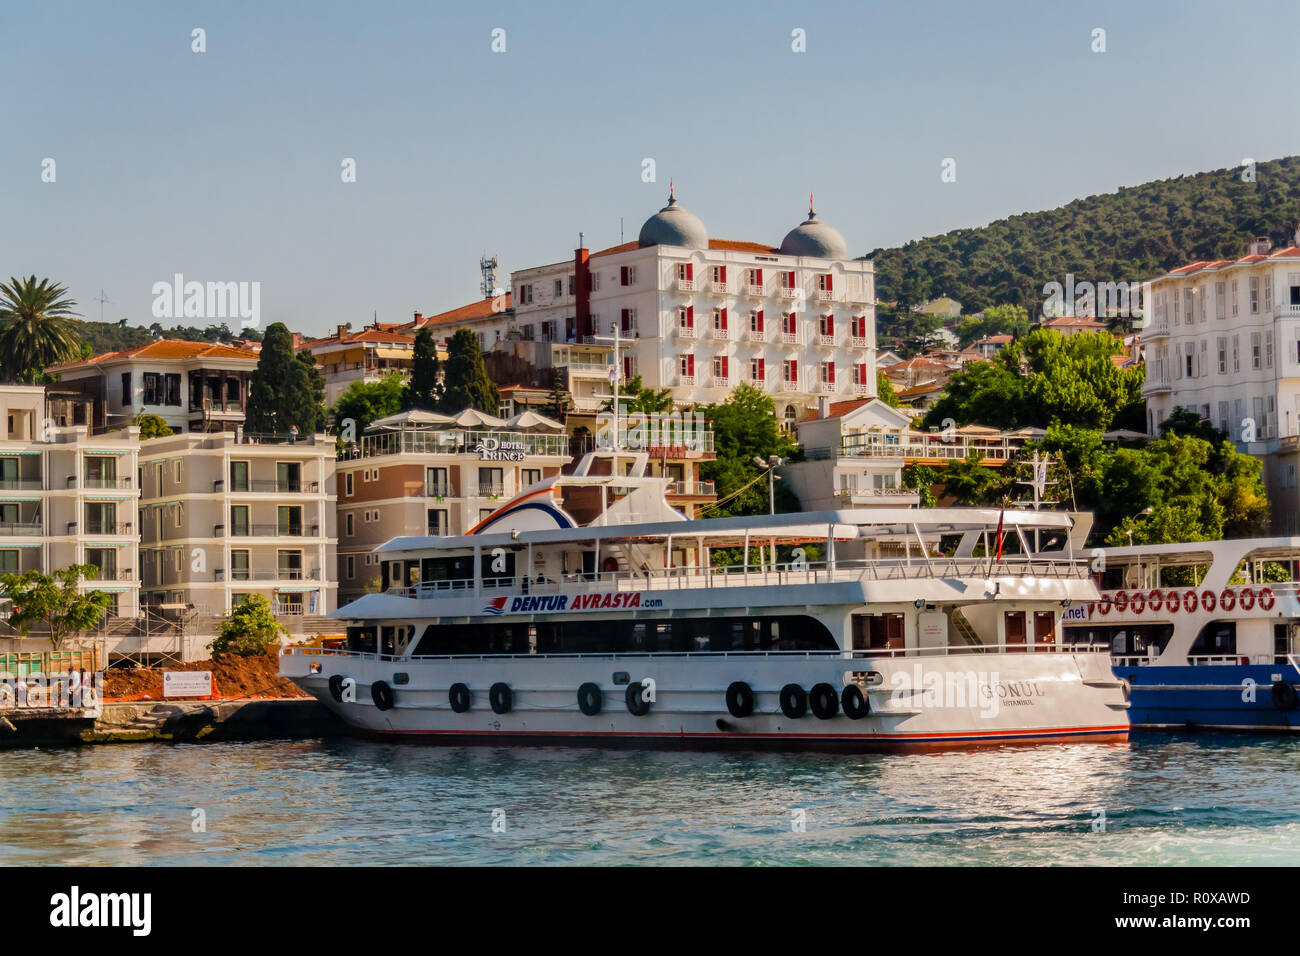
<box><xmin>756</xmin><ymin>310</ymin><xmax>764</xmax><ymax>331</ymax></box>
<box><xmin>687</xmin><ymin>305</ymin><xmax>694</xmax><ymax>328</ymax></box>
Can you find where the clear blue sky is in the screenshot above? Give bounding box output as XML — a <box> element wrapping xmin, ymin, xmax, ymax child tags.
<box><xmin>3</xmin><ymin>0</ymin><xmax>1297</xmax><ymax>337</ymax></box>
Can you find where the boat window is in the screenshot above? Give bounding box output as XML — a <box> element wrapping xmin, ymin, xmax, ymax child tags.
<box><xmin>1189</xmin><ymin>621</ymin><xmax>1236</xmax><ymax>659</ymax></box>
<box><xmin>347</xmin><ymin>626</ymin><xmax>377</xmax><ymax>654</ymax></box>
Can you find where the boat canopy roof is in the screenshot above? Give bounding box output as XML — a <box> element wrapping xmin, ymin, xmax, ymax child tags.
<box><xmin>1101</xmin><ymin>536</ymin><xmax>1300</xmax><ymax>566</ymax></box>
<box><xmin>373</xmin><ymin>507</ymin><xmax>1075</xmax><ymax>558</ymax></box>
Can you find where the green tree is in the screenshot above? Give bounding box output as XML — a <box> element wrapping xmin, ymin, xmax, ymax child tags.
<box><xmin>876</xmin><ymin>371</ymin><xmax>901</xmax><ymax>408</ymax></box>
<box><xmin>132</xmin><ymin>413</ymin><xmax>173</xmax><ymax>439</ymax></box>
<box><xmin>600</xmin><ymin>375</ymin><xmax>673</xmax><ymax>415</ymax></box>
<box><xmin>333</xmin><ymin>373</ymin><xmax>407</xmax><ymax>438</ymax></box>
<box><xmin>0</xmin><ymin>565</ymin><xmax>112</xmax><ymax>651</ymax></box>
<box><xmin>0</xmin><ymin>276</ymin><xmax>83</xmax><ymax>382</ymax></box>
<box><xmin>902</xmin><ymin>463</ymin><xmax>938</xmax><ymax>507</ymax></box>
<box><xmin>956</xmin><ymin>304</ymin><xmax>1031</xmax><ymax>348</ymax></box>
<box><xmin>1159</xmin><ymin>406</ymin><xmax>1228</xmax><ymax>444</ymax></box>
<box><xmin>245</xmin><ymin>322</ymin><xmax>325</xmax><ymax>436</ymax></box>
<box><xmin>698</xmin><ymin>383</ymin><xmax>799</xmax><ymax>517</ymax></box>
<box><xmin>439</xmin><ymin>329</ymin><xmax>498</xmax><ymax>413</ymax></box>
<box><xmin>937</xmin><ymin>452</ymin><xmax>1008</xmax><ymax>505</ymax></box>
<box><xmin>546</xmin><ymin>368</ymin><xmax>571</xmax><ymax>420</ymax></box>
<box><xmin>404</xmin><ymin>326</ymin><xmax>443</xmax><ymax>410</ymax></box>
<box><xmin>208</xmin><ymin>594</ymin><xmax>288</xmax><ymax>657</ymax></box>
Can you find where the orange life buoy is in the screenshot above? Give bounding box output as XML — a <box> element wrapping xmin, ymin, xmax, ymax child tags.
<box><xmin>1220</xmin><ymin>589</ymin><xmax>1236</xmax><ymax>611</ymax></box>
<box><xmin>1165</xmin><ymin>590</ymin><xmax>1181</xmax><ymax>612</ymax></box>
<box><xmin>1114</xmin><ymin>590</ymin><xmax>1129</xmax><ymax>612</ymax></box>
<box><xmin>1183</xmin><ymin>589</ymin><xmax>1199</xmax><ymax>613</ymax></box>
<box><xmin>1260</xmin><ymin>587</ymin><xmax>1276</xmax><ymax>611</ymax></box>
<box><xmin>1130</xmin><ymin>591</ymin><xmax>1146</xmax><ymax>614</ymax></box>
<box><xmin>1240</xmin><ymin>587</ymin><xmax>1256</xmax><ymax>611</ymax></box>
<box><xmin>1201</xmin><ymin>590</ymin><xmax>1217</xmax><ymax>613</ymax></box>
<box><xmin>1147</xmin><ymin>589</ymin><xmax>1164</xmax><ymax>612</ymax></box>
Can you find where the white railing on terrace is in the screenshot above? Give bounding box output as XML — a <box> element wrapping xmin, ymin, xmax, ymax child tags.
<box><xmin>343</xmin><ymin>428</ymin><xmax>569</xmax><ymax>459</ymax></box>
<box><xmin>382</xmin><ymin>555</ymin><xmax>1093</xmax><ymax>601</ymax></box>
<box><xmin>803</xmin><ymin>434</ymin><xmax>1022</xmax><ymax>462</ymax></box>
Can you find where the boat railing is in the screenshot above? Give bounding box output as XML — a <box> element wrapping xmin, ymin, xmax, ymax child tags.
<box><xmin>386</xmin><ymin>555</ymin><xmax>1092</xmax><ymax>599</ymax></box>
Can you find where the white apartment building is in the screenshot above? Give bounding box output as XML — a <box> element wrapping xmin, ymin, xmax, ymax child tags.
<box><xmin>0</xmin><ymin>385</ymin><xmax>142</xmax><ymax>617</ymax></box>
<box><xmin>52</xmin><ymin>339</ymin><xmax>261</xmax><ymax>434</ymax></box>
<box><xmin>1143</xmin><ymin>234</ymin><xmax>1300</xmax><ymax>531</ymax></box>
<box><xmin>421</xmin><ymin>192</ymin><xmax>878</xmax><ymax>420</ymax></box>
<box><xmin>138</xmin><ymin>431</ymin><xmax>337</xmax><ymax>616</ymax></box>
<box><xmin>336</xmin><ymin>409</ymin><xmax>570</xmax><ymax>602</ymax></box>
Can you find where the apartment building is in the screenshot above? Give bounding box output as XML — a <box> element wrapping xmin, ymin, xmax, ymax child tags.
<box><xmin>298</xmin><ymin>319</ymin><xmax>449</xmax><ymax>405</ymax></box>
<box><xmin>336</xmin><ymin>409</ymin><xmax>570</xmax><ymax>601</ymax></box>
<box><xmin>138</xmin><ymin>431</ymin><xmax>337</xmax><ymax>616</ymax></box>
<box><xmin>0</xmin><ymin>385</ymin><xmax>142</xmax><ymax>617</ymax></box>
<box><xmin>1143</xmin><ymin>234</ymin><xmax>1300</xmax><ymax>531</ymax></box>
<box><xmin>51</xmin><ymin>339</ymin><xmax>261</xmax><ymax>434</ymax></box>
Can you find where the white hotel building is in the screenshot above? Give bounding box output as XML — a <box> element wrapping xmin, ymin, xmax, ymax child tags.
<box><xmin>429</xmin><ymin>192</ymin><xmax>878</xmax><ymax>423</ymax></box>
<box><xmin>1143</xmin><ymin>234</ymin><xmax>1300</xmax><ymax>531</ymax></box>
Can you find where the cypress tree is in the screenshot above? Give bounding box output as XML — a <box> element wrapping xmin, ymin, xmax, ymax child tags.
<box><xmin>405</xmin><ymin>326</ymin><xmax>443</xmax><ymax>410</ymax></box>
<box><xmin>245</xmin><ymin>322</ymin><xmax>324</xmax><ymax>436</ymax></box>
<box><xmin>439</xmin><ymin>328</ymin><xmax>498</xmax><ymax>414</ymax></box>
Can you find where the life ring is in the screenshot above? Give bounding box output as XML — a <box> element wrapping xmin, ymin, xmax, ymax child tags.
<box><xmin>371</xmin><ymin>680</ymin><xmax>395</xmax><ymax>711</ymax></box>
<box><xmin>1130</xmin><ymin>591</ymin><xmax>1146</xmax><ymax>614</ymax></box>
<box><xmin>1240</xmin><ymin>587</ymin><xmax>1256</xmax><ymax>611</ymax></box>
<box><xmin>1220</xmin><ymin>589</ymin><xmax>1236</xmax><ymax>611</ymax></box>
<box><xmin>625</xmin><ymin>681</ymin><xmax>652</xmax><ymax>716</ymax></box>
<box><xmin>779</xmin><ymin>683</ymin><xmax>807</xmax><ymax>719</ymax></box>
<box><xmin>841</xmin><ymin>685</ymin><xmax>870</xmax><ymax>719</ymax></box>
<box><xmin>328</xmin><ymin>674</ymin><xmax>346</xmax><ymax>702</ymax></box>
<box><xmin>1200</xmin><ymin>590</ymin><xmax>1217</xmax><ymax>613</ymax></box>
<box><xmin>1098</xmin><ymin>596</ymin><xmax>1112</xmax><ymax>615</ymax></box>
<box><xmin>489</xmin><ymin>681</ymin><xmax>513</xmax><ymax>715</ymax></box>
<box><xmin>809</xmin><ymin>682</ymin><xmax>839</xmax><ymax>720</ymax></box>
<box><xmin>449</xmin><ymin>682</ymin><xmax>471</xmax><ymax>713</ymax></box>
<box><xmin>1260</xmin><ymin>587</ymin><xmax>1276</xmax><ymax>611</ymax></box>
<box><xmin>725</xmin><ymin>681</ymin><xmax>755</xmax><ymax>718</ymax></box>
<box><xmin>577</xmin><ymin>682</ymin><xmax>602</xmax><ymax>716</ymax></box>
<box><xmin>1113</xmin><ymin>590</ymin><xmax>1129</xmax><ymax>613</ymax></box>
<box><xmin>1272</xmin><ymin>680</ymin><xmax>1298</xmax><ymax>712</ymax></box>
<box><xmin>1165</xmin><ymin>590</ymin><xmax>1181</xmax><ymax>613</ymax></box>
<box><xmin>1183</xmin><ymin>589</ymin><xmax>1199</xmax><ymax>613</ymax></box>
<box><xmin>1147</xmin><ymin>589</ymin><xmax>1164</xmax><ymax>612</ymax></box>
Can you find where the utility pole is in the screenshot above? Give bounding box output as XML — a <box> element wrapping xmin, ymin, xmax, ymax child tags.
<box><xmin>95</xmin><ymin>289</ymin><xmax>111</xmax><ymax>324</ymax></box>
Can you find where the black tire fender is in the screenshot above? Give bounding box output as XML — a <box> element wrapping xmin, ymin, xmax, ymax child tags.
<box><xmin>809</xmin><ymin>682</ymin><xmax>839</xmax><ymax>720</ymax></box>
<box><xmin>841</xmin><ymin>684</ymin><xmax>870</xmax><ymax>719</ymax></box>
<box><xmin>779</xmin><ymin>683</ymin><xmax>807</xmax><ymax>719</ymax></box>
<box><xmin>577</xmin><ymin>682</ymin><xmax>603</xmax><ymax>716</ymax></box>
<box><xmin>489</xmin><ymin>681</ymin><xmax>512</xmax><ymax>715</ymax></box>
<box><xmin>625</xmin><ymin>681</ymin><xmax>651</xmax><ymax>716</ymax></box>
<box><xmin>1272</xmin><ymin>680</ymin><xmax>1298</xmax><ymax>712</ymax></box>
<box><xmin>448</xmin><ymin>682</ymin><xmax>471</xmax><ymax>713</ymax></box>
<box><xmin>328</xmin><ymin>674</ymin><xmax>345</xmax><ymax>703</ymax></box>
<box><xmin>371</xmin><ymin>680</ymin><xmax>395</xmax><ymax>712</ymax></box>
<box><xmin>725</xmin><ymin>681</ymin><xmax>755</xmax><ymax>718</ymax></box>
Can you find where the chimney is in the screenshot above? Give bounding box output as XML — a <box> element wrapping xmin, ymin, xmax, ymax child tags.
<box><xmin>290</xmin><ymin>332</ymin><xmax>302</xmax><ymax>350</ymax></box>
<box><xmin>337</xmin><ymin>324</ymin><xmax>349</xmax><ymax>339</ymax></box>
<box><xmin>818</xmin><ymin>395</ymin><xmax>830</xmax><ymax>418</ymax></box>
<box><xmin>413</xmin><ymin>311</ymin><xmax>423</xmax><ymax>326</ymax></box>
<box><xmin>1248</xmin><ymin>236</ymin><xmax>1273</xmax><ymax>256</ymax></box>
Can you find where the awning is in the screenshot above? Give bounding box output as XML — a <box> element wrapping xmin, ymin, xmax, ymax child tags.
<box><xmin>84</xmin><ymin>450</ymin><xmax>131</xmax><ymax>456</ymax></box>
<box><xmin>274</xmin><ymin>586</ymin><xmax>318</xmax><ymax>593</ymax></box>
<box><xmin>0</xmin><ymin>497</ymin><xmax>41</xmax><ymax>502</ymax></box>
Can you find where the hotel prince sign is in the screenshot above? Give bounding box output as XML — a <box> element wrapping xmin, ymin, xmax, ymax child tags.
<box><xmin>475</xmin><ymin>436</ymin><xmax>528</xmax><ymax>462</ymax></box>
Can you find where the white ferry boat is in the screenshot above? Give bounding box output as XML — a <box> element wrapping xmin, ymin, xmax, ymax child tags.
<box><xmin>280</xmin><ymin>451</ymin><xmax>1128</xmax><ymax>749</ymax></box>
<box><xmin>1062</xmin><ymin>537</ymin><xmax>1300</xmax><ymax>732</ymax></box>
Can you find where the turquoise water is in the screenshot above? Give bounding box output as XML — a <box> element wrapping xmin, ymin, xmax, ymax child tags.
<box><xmin>2</xmin><ymin>735</ymin><xmax>1299</xmax><ymax>865</ymax></box>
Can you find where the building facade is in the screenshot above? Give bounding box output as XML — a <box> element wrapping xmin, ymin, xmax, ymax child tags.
<box><xmin>138</xmin><ymin>431</ymin><xmax>337</xmax><ymax>616</ymax></box>
<box><xmin>1143</xmin><ymin>236</ymin><xmax>1300</xmax><ymax>531</ymax></box>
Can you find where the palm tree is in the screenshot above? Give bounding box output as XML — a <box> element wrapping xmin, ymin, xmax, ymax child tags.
<box><xmin>0</xmin><ymin>276</ymin><xmax>83</xmax><ymax>383</ymax></box>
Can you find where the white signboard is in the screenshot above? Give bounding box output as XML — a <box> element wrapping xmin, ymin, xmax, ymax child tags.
<box><xmin>163</xmin><ymin>671</ymin><xmax>213</xmax><ymax>698</ymax></box>
<box><xmin>917</xmin><ymin>611</ymin><xmax>948</xmax><ymax>649</ymax></box>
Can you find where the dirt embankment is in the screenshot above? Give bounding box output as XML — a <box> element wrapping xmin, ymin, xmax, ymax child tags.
<box><xmin>103</xmin><ymin>649</ymin><xmax>307</xmax><ymax>701</ymax></box>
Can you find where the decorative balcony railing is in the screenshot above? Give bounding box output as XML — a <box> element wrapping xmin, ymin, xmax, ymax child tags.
<box><xmin>677</xmin><ymin>278</ymin><xmax>696</xmax><ymax>292</ymax></box>
<box><xmin>745</xmin><ymin>284</ymin><xmax>765</xmax><ymax>298</ymax></box>
<box><xmin>219</xmin><ymin>479</ymin><xmax>320</xmax><ymax>494</ymax></box>
<box><xmin>665</xmin><ymin>481</ymin><xmax>717</xmax><ymax>496</ymax></box>
<box><xmin>675</xmin><ymin>325</ymin><xmax>696</xmax><ymax>339</ymax></box>
<box><xmin>781</xmin><ymin>331</ymin><xmax>799</xmax><ymax>345</ymax></box>
<box><xmin>816</xmin><ymin>290</ymin><xmax>834</xmax><ymax>302</ymax></box>
<box><xmin>747</xmin><ymin>329</ymin><xmax>768</xmax><ymax>343</ymax></box>
<box><xmin>343</xmin><ymin>429</ymin><xmax>569</xmax><ymax>460</ymax></box>
<box><xmin>0</xmin><ymin>522</ymin><xmax>43</xmax><ymax>536</ymax></box>
<box><xmin>780</xmin><ymin>287</ymin><xmax>800</xmax><ymax>299</ymax></box>
<box><xmin>711</xmin><ymin>327</ymin><xmax>731</xmax><ymax>340</ymax></box>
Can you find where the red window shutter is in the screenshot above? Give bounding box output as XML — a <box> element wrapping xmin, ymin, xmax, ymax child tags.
<box><xmin>720</xmin><ymin>308</ymin><xmax>728</xmax><ymax>330</ymax></box>
<box><xmin>721</xmin><ymin>357</ymin><xmax>729</xmax><ymax>378</ymax></box>
<box><xmin>719</xmin><ymin>266</ymin><xmax>727</xmax><ymax>283</ymax></box>
<box><xmin>687</xmin><ymin>305</ymin><xmax>694</xmax><ymax>328</ymax></box>
<box><xmin>826</xmin><ymin>314</ymin><xmax>834</xmax><ymax>335</ymax></box>
<box><xmin>624</xmin><ymin>356</ymin><xmax>632</xmax><ymax>378</ymax></box>
<box><xmin>758</xmin><ymin>358</ymin><xmax>765</xmax><ymax>380</ymax></box>
<box><xmin>687</xmin><ymin>354</ymin><xmax>695</xmax><ymax>376</ymax></box>
<box><xmin>686</xmin><ymin>263</ymin><xmax>694</xmax><ymax>280</ymax></box>
<box><xmin>787</xmin><ymin>271</ymin><xmax>795</xmax><ymax>287</ymax></box>
<box><xmin>756</xmin><ymin>269</ymin><xmax>763</xmax><ymax>285</ymax></box>
<box><xmin>791</xmin><ymin>362</ymin><xmax>798</xmax><ymax>383</ymax></box>
<box><xmin>756</xmin><ymin>310</ymin><xmax>764</xmax><ymax>331</ymax></box>
<box><xmin>858</xmin><ymin>362</ymin><xmax>867</xmax><ymax>383</ymax></box>
<box><xmin>828</xmin><ymin>361</ymin><xmax>835</xmax><ymax>382</ymax></box>
<box><xmin>826</xmin><ymin>273</ymin><xmax>833</xmax><ymax>291</ymax></box>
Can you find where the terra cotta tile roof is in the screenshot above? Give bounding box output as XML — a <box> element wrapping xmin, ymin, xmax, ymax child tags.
<box><xmin>52</xmin><ymin>338</ymin><xmax>259</xmax><ymax>371</ymax></box>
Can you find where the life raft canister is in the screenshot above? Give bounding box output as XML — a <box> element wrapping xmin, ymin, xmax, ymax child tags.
<box><xmin>1260</xmin><ymin>587</ymin><xmax>1276</xmax><ymax>611</ymax></box>
<box><xmin>809</xmin><ymin>682</ymin><xmax>839</xmax><ymax>720</ymax></box>
<box><xmin>780</xmin><ymin>683</ymin><xmax>808</xmax><ymax>719</ymax></box>
<box><xmin>1200</xmin><ymin>590</ymin><xmax>1217</xmax><ymax>613</ymax></box>
<box><xmin>841</xmin><ymin>685</ymin><xmax>870</xmax><ymax>719</ymax></box>
<box><xmin>489</xmin><ymin>681</ymin><xmax>513</xmax><ymax>715</ymax></box>
<box><xmin>1220</xmin><ymin>589</ymin><xmax>1236</xmax><ymax>611</ymax></box>
<box><xmin>726</xmin><ymin>681</ymin><xmax>755</xmax><ymax>718</ymax></box>
<box><xmin>371</xmin><ymin>680</ymin><xmax>395</xmax><ymax>711</ymax></box>
<box><xmin>1240</xmin><ymin>587</ymin><xmax>1256</xmax><ymax>611</ymax></box>
<box><xmin>1272</xmin><ymin>680</ymin><xmax>1298</xmax><ymax>712</ymax></box>
<box><xmin>449</xmin><ymin>682</ymin><xmax>471</xmax><ymax>713</ymax></box>
<box><xmin>1147</xmin><ymin>589</ymin><xmax>1164</xmax><ymax>612</ymax></box>
<box><xmin>577</xmin><ymin>682</ymin><xmax>602</xmax><ymax>716</ymax></box>
<box><xmin>625</xmin><ymin>681</ymin><xmax>652</xmax><ymax>716</ymax></box>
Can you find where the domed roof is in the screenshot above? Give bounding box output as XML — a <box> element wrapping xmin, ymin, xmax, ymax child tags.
<box><xmin>779</xmin><ymin>203</ymin><xmax>848</xmax><ymax>259</ymax></box>
<box><xmin>638</xmin><ymin>189</ymin><xmax>708</xmax><ymax>249</ymax></box>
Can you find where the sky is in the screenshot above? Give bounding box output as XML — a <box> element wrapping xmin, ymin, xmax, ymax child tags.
<box><xmin>3</xmin><ymin>0</ymin><xmax>1298</xmax><ymax>338</ymax></box>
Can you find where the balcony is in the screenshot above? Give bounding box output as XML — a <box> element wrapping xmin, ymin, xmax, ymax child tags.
<box><xmin>425</xmin><ymin>481</ymin><xmax>451</xmax><ymax>498</ymax></box>
<box><xmin>833</xmin><ymin>433</ymin><xmax>1021</xmax><ymax>464</ymax></box>
<box><xmin>781</xmin><ymin>331</ymin><xmax>799</xmax><ymax>345</ymax></box>
<box><xmin>190</xmin><ymin>398</ymin><xmax>244</xmax><ymax>415</ymax></box>
<box><xmin>853</xmin><ymin>383</ymin><xmax>872</xmax><ymax>395</ymax></box>
<box><xmin>816</xmin><ymin>290</ymin><xmax>834</xmax><ymax>303</ymax></box>
<box><xmin>677</xmin><ymin>375</ymin><xmax>696</xmax><ymax>387</ymax></box>
<box><xmin>817</xmin><ymin>333</ymin><xmax>836</xmax><ymax>347</ymax></box>
<box><xmin>83</xmin><ymin>522</ymin><xmax>133</xmax><ymax>536</ymax></box>
<box><xmin>850</xmin><ymin>335</ymin><xmax>870</xmax><ymax>349</ymax></box>
<box><xmin>677</xmin><ymin>278</ymin><xmax>696</xmax><ymax>292</ymax></box>
<box><xmin>223</xmin><ymin>523</ymin><xmax>318</xmax><ymax>537</ymax></box>
<box><xmin>710</xmin><ymin>377</ymin><xmax>731</xmax><ymax>389</ymax></box>
<box><xmin>1144</xmin><ymin>320</ymin><xmax>1169</xmax><ymax>339</ymax></box>
<box><xmin>0</xmin><ymin>479</ymin><xmax>42</xmax><ymax>491</ymax></box>
<box><xmin>219</xmin><ymin>480</ymin><xmax>321</xmax><ymax>494</ymax></box>
<box><xmin>820</xmin><ymin>382</ymin><xmax>837</xmax><ymax>394</ymax></box>
<box><xmin>1144</xmin><ymin>379</ymin><xmax>1172</xmax><ymax>395</ymax></box>
<box><xmin>747</xmin><ymin>328</ymin><xmax>768</xmax><ymax>343</ymax></box>
<box><xmin>82</xmin><ymin>477</ymin><xmax>132</xmax><ymax>489</ymax></box>
<box><xmin>86</xmin><ymin>568</ymin><xmax>134</xmax><ymax>581</ymax></box>
<box><xmin>836</xmin><ymin>486</ymin><xmax>920</xmax><ymax>503</ymax></box>
<box><xmin>1276</xmin><ymin>304</ymin><xmax>1300</xmax><ymax>318</ymax></box>
<box><xmin>780</xmin><ymin>287</ymin><xmax>800</xmax><ymax>300</ymax></box>
<box><xmin>0</xmin><ymin>521</ymin><xmax>42</xmax><ymax>537</ymax></box>
<box><xmin>472</xmin><ymin>484</ymin><xmax>506</xmax><ymax>498</ymax></box>
<box><xmin>665</xmin><ymin>480</ymin><xmax>717</xmax><ymax>497</ymax></box>
<box><xmin>216</xmin><ymin>567</ymin><xmax>321</xmax><ymax>582</ymax></box>
<box><xmin>709</xmin><ymin>282</ymin><xmax>728</xmax><ymax>296</ymax></box>
<box><xmin>711</xmin><ymin>327</ymin><xmax>731</xmax><ymax>341</ymax></box>
<box><xmin>675</xmin><ymin>325</ymin><xmax>697</xmax><ymax>339</ymax></box>
<box><xmin>745</xmin><ymin>284</ymin><xmax>765</xmax><ymax>298</ymax></box>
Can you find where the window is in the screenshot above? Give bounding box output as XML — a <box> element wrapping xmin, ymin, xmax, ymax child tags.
<box><xmin>1217</xmin><ymin>337</ymin><xmax>1227</xmax><ymax>374</ymax></box>
<box><xmin>750</xmin><ymin>358</ymin><xmax>766</xmax><ymax>382</ymax></box>
<box><xmin>1173</xmin><ymin>290</ymin><xmax>1182</xmax><ymax>325</ymax></box>
<box><xmin>172</xmin><ymin>459</ymin><xmax>181</xmax><ymax>483</ymax></box>
<box><xmin>1249</xmin><ymin>277</ymin><xmax>1259</xmax><ymax>314</ymax></box>
<box><xmin>782</xmin><ymin>312</ymin><xmax>796</xmax><ymax>334</ymax></box>
<box><xmin>678</xmin><ymin>306</ymin><xmax>694</xmax><ymax>329</ymax></box>
<box><xmin>821</xmin><ymin>361</ymin><xmax>835</xmax><ymax>384</ymax></box>
<box><xmin>345</xmin><ymin>472</ymin><xmax>353</xmax><ymax>496</ymax></box>
<box><xmin>711</xmin><ymin>356</ymin><xmax>729</xmax><ymax>381</ymax></box>
<box><xmin>1184</xmin><ymin>290</ymin><xmax>1194</xmax><ymax>325</ymax></box>
<box><xmin>143</xmin><ymin>373</ymin><xmax>161</xmax><ymax>405</ymax></box>
<box><xmin>120</xmin><ymin>373</ymin><xmax>131</xmax><ymax>408</ymax></box>
<box><xmin>278</xmin><ymin>505</ymin><xmax>303</xmax><ymax>536</ymax></box>
<box><xmin>84</xmin><ymin>501</ymin><xmax>116</xmax><ymax>535</ymax></box>
<box><xmin>231</xmin><ymin>550</ymin><xmax>250</xmax><ymax>581</ymax></box>
<box><xmin>517</xmin><ymin>283</ymin><xmax>533</xmax><ymax>305</ymax></box>
<box><xmin>1232</xmin><ymin>335</ymin><xmax>1240</xmax><ymax>372</ymax></box>
<box><xmin>1218</xmin><ymin>401</ymin><xmax>1230</xmax><ymax>432</ymax></box>
<box><xmin>278</xmin><ymin>550</ymin><xmax>303</xmax><ymax>579</ymax></box>
<box><xmin>554</xmin><ymin>279</ymin><xmax>563</xmax><ymax>298</ymax></box>
<box><xmin>818</xmin><ymin>314</ymin><xmax>834</xmax><ymax>336</ymax></box>
<box><xmin>621</xmin><ymin>308</ymin><xmax>637</xmax><ymax>333</ymax></box>
<box><xmin>852</xmin><ymin>315</ymin><xmax>868</xmax><ymax>338</ymax></box>
<box><xmin>678</xmin><ymin>354</ymin><xmax>695</xmax><ymax>379</ymax></box>
<box><xmin>746</xmin><ymin>268</ymin><xmax>763</xmax><ymax>287</ymax></box>
<box><xmin>1199</xmin><ymin>340</ymin><xmax>1207</xmax><ymax>377</ymax></box>
<box><xmin>817</xmin><ymin>273</ymin><xmax>832</xmax><ymax>291</ymax></box>
<box><xmin>749</xmin><ymin>310</ymin><xmax>764</xmax><ymax>332</ymax></box>
<box><xmin>1266</xmin><ymin>330</ymin><xmax>1274</xmax><ymax>368</ymax></box>
<box><xmin>1184</xmin><ymin>343</ymin><xmax>1194</xmax><ymax>378</ymax></box>
<box><xmin>620</xmin><ymin>265</ymin><xmax>637</xmax><ymax>286</ymax></box>
<box><xmin>1231</xmin><ymin>279</ymin><xmax>1238</xmax><ymax>316</ymax></box>
<box><xmin>782</xmin><ymin>360</ymin><xmax>798</xmax><ymax>383</ymax></box>
<box><xmin>567</xmin><ymin>275</ymin><xmax>575</xmax><ymax>295</ymax></box>
<box><xmin>426</xmin><ymin>466</ymin><xmax>448</xmax><ymax>497</ymax></box>
<box><xmin>541</xmin><ymin>320</ymin><xmax>555</xmax><ymax>342</ymax></box>
<box><xmin>1252</xmin><ymin>332</ymin><xmax>1262</xmax><ymax>370</ymax></box>
<box><xmin>711</xmin><ymin>265</ymin><xmax>725</xmax><ymax>286</ymax></box>
<box><xmin>1264</xmin><ymin>276</ymin><xmax>1273</xmax><ymax>311</ymax></box>
<box><xmin>1198</xmin><ymin>286</ymin><xmax>1206</xmax><ymax>323</ymax></box>
<box><xmin>346</xmin><ymin>555</ymin><xmax>355</xmax><ymax>579</ymax></box>
<box><xmin>345</xmin><ymin>512</ymin><xmax>354</xmax><ymax>536</ymax></box>
<box><xmin>853</xmin><ymin>363</ymin><xmax>869</xmax><ymax>386</ymax></box>
<box><xmin>1215</xmin><ymin>282</ymin><xmax>1225</xmax><ymax>319</ymax></box>
<box><xmin>227</xmin><ymin>460</ymin><xmax>248</xmax><ymax>492</ymax></box>
<box><xmin>521</xmin><ymin>468</ymin><xmax>541</xmax><ymax>486</ymax></box>
<box><xmin>0</xmin><ymin>550</ymin><xmax>17</xmax><ymax>574</ymax></box>
<box><xmin>231</xmin><ymin>505</ymin><xmax>249</xmax><ymax>536</ymax></box>
<box><xmin>780</xmin><ymin>271</ymin><xmax>796</xmax><ymax>289</ymax></box>
<box><xmin>478</xmin><ymin>468</ymin><xmax>504</xmax><ymax>496</ymax></box>
<box><xmin>713</xmin><ymin>308</ymin><xmax>727</xmax><ymax>331</ymax></box>
<box><xmin>677</xmin><ymin>263</ymin><xmax>693</xmax><ymax>281</ymax></box>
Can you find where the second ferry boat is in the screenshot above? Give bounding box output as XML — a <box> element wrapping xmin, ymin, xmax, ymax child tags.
<box><xmin>281</xmin><ymin>450</ymin><xmax>1128</xmax><ymax>749</ymax></box>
